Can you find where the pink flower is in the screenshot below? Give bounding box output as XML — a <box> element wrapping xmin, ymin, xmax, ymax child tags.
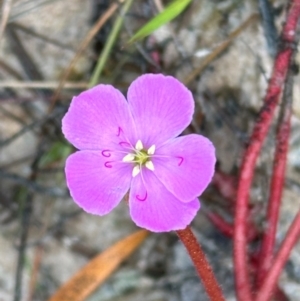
<box><xmin>62</xmin><ymin>74</ymin><xmax>216</xmax><ymax>232</ymax></box>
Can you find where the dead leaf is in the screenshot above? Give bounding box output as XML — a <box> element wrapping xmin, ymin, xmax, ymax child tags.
<box><xmin>48</xmin><ymin>229</ymin><xmax>149</xmax><ymax>301</ymax></box>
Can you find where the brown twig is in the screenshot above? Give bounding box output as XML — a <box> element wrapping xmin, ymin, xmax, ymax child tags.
<box><xmin>0</xmin><ymin>81</ymin><xmax>88</xmax><ymax>89</ymax></box>
<box><xmin>0</xmin><ymin>59</ymin><xmax>23</xmax><ymax>79</ymax></box>
<box><xmin>184</xmin><ymin>14</ymin><xmax>258</xmax><ymax>85</ymax></box>
<box><xmin>26</xmin><ymin>244</ymin><xmax>44</xmax><ymax>301</ymax></box>
<box><xmin>0</xmin><ymin>0</ymin><xmax>13</xmax><ymax>44</ymax></box>
<box><xmin>6</xmin><ymin>24</ymin><xmax>44</xmax><ymax>81</ymax></box>
<box><xmin>11</xmin><ymin>22</ymin><xmax>83</xmax><ymax>54</ymax></box>
<box><xmin>13</xmin><ymin>151</ymin><xmax>42</xmax><ymax>301</ymax></box>
<box><xmin>48</xmin><ymin>0</ymin><xmax>125</xmax><ymax>112</ymax></box>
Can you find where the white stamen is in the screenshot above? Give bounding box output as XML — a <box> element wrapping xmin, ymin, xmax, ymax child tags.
<box><xmin>132</xmin><ymin>165</ymin><xmax>141</xmax><ymax>177</ymax></box>
<box><xmin>135</xmin><ymin>140</ymin><xmax>143</xmax><ymax>150</ymax></box>
<box><xmin>122</xmin><ymin>153</ymin><xmax>135</xmax><ymax>162</ymax></box>
<box><xmin>145</xmin><ymin>161</ymin><xmax>155</xmax><ymax>171</ymax></box>
<box><xmin>147</xmin><ymin>145</ymin><xmax>156</xmax><ymax>155</ymax></box>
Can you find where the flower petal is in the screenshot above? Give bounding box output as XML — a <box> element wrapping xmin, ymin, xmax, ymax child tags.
<box><xmin>129</xmin><ymin>169</ymin><xmax>200</xmax><ymax>232</ymax></box>
<box><xmin>65</xmin><ymin>151</ymin><xmax>132</xmax><ymax>215</ymax></box>
<box><xmin>153</xmin><ymin>134</ymin><xmax>216</xmax><ymax>202</ymax></box>
<box><xmin>62</xmin><ymin>84</ymin><xmax>136</xmax><ymax>150</ymax></box>
<box><xmin>127</xmin><ymin>74</ymin><xmax>194</xmax><ymax>147</ymax></box>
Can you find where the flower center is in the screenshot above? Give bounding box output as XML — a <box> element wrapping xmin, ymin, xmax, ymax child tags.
<box><xmin>135</xmin><ymin>149</ymin><xmax>149</xmax><ymax>165</ymax></box>
<box><xmin>122</xmin><ymin>140</ymin><xmax>155</xmax><ymax>177</ymax></box>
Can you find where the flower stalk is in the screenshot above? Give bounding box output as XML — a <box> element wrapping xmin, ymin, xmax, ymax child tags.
<box><xmin>256</xmin><ymin>53</ymin><xmax>294</xmax><ymax>288</ymax></box>
<box><xmin>176</xmin><ymin>227</ymin><xmax>226</xmax><ymax>301</ymax></box>
<box><xmin>233</xmin><ymin>1</ymin><xmax>300</xmax><ymax>300</ymax></box>
<box><xmin>255</xmin><ymin>210</ymin><xmax>300</xmax><ymax>301</ymax></box>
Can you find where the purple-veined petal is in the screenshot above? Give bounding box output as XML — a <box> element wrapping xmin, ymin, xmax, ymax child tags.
<box><xmin>65</xmin><ymin>150</ymin><xmax>132</xmax><ymax>215</ymax></box>
<box><xmin>62</xmin><ymin>84</ymin><xmax>136</xmax><ymax>150</ymax></box>
<box><xmin>129</xmin><ymin>168</ymin><xmax>200</xmax><ymax>232</ymax></box>
<box><xmin>153</xmin><ymin>134</ymin><xmax>216</xmax><ymax>202</ymax></box>
<box><xmin>127</xmin><ymin>74</ymin><xmax>194</xmax><ymax>148</ymax></box>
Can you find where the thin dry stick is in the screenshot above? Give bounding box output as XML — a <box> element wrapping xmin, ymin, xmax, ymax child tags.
<box><xmin>0</xmin><ymin>59</ymin><xmax>23</xmax><ymax>79</ymax></box>
<box><xmin>0</xmin><ymin>81</ymin><xmax>88</xmax><ymax>89</ymax></box>
<box><xmin>13</xmin><ymin>152</ymin><xmax>42</xmax><ymax>301</ymax></box>
<box><xmin>27</xmin><ymin>244</ymin><xmax>44</xmax><ymax>301</ymax></box>
<box><xmin>88</xmin><ymin>0</ymin><xmax>134</xmax><ymax>87</ymax></box>
<box><xmin>233</xmin><ymin>2</ymin><xmax>300</xmax><ymax>301</ymax></box>
<box><xmin>153</xmin><ymin>0</ymin><xmax>164</xmax><ymax>12</ymax></box>
<box><xmin>255</xmin><ymin>210</ymin><xmax>300</xmax><ymax>301</ymax></box>
<box><xmin>0</xmin><ymin>0</ymin><xmax>13</xmax><ymax>44</ymax></box>
<box><xmin>13</xmin><ymin>191</ymin><xmax>33</xmax><ymax>301</ymax></box>
<box><xmin>48</xmin><ymin>0</ymin><xmax>125</xmax><ymax>112</ymax></box>
<box><xmin>176</xmin><ymin>227</ymin><xmax>226</xmax><ymax>301</ymax></box>
<box><xmin>184</xmin><ymin>14</ymin><xmax>258</xmax><ymax>85</ymax></box>
<box><xmin>11</xmin><ymin>22</ymin><xmax>81</xmax><ymax>53</ymax></box>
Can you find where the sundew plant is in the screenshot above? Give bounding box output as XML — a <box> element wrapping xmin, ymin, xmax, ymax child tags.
<box><xmin>59</xmin><ymin>1</ymin><xmax>300</xmax><ymax>301</ymax></box>
<box><xmin>2</xmin><ymin>0</ymin><xmax>300</xmax><ymax>301</ymax></box>
<box><xmin>62</xmin><ymin>73</ymin><xmax>225</xmax><ymax>299</ymax></box>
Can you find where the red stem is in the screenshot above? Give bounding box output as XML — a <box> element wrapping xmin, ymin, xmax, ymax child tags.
<box><xmin>255</xmin><ymin>210</ymin><xmax>300</xmax><ymax>301</ymax></box>
<box><xmin>207</xmin><ymin>212</ymin><xmax>234</xmax><ymax>237</ymax></box>
<box><xmin>176</xmin><ymin>227</ymin><xmax>226</xmax><ymax>301</ymax></box>
<box><xmin>207</xmin><ymin>212</ymin><xmax>258</xmax><ymax>241</ymax></box>
<box><xmin>256</xmin><ymin>63</ymin><xmax>294</xmax><ymax>288</ymax></box>
<box><xmin>273</xmin><ymin>286</ymin><xmax>289</xmax><ymax>301</ymax></box>
<box><xmin>233</xmin><ymin>2</ymin><xmax>300</xmax><ymax>300</ymax></box>
<box><xmin>212</xmin><ymin>170</ymin><xmax>237</xmax><ymax>202</ymax></box>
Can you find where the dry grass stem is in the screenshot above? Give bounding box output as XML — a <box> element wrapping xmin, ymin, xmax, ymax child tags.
<box><xmin>48</xmin><ymin>0</ymin><xmax>125</xmax><ymax>112</ymax></box>
<box><xmin>184</xmin><ymin>14</ymin><xmax>258</xmax><ymax>85</ymax></box>
<box><xmin>0</xmin><ymin>81</ymin><xmax>88</xmax><ymax>89</ymax></box>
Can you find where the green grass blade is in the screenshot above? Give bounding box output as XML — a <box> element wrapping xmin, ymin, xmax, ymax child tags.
<box><xmin>39</xmin><ymin>141</ymin><xmax>72</xmax><ymax>167</ymax></box>
<box><xmin>127</xmin><ymin>0</ymin><xmax>192</xmax><ymax>45</ymax></box>
<box><xmin>88</xmin><ymin>0</ymin><xmax>134</xmax><ymax>87</ymax></box>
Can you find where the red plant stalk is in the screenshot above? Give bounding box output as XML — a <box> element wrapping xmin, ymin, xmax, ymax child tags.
<box><xmin>273</xmin><ymin>287</ymin><xmax>289</xmax><ymax>301</ymax></box>
<box><xmin>255</xmin><ymin>210</ymin><xmax>300</xmax><ymax>301</ymax></box>
<box><xmin>250</xmin><ymin>256</ymin><xmax>288</xmax><ymax>301</ymax></box>
<box><xmin>207</xmin><ymin>212</ymin><xmax>234</xmax><ymax>237</ymax></box>
<box><xmin>212</xmin><ymin>170</ymin><xmax>237</xmax><ymax>202</ymax></box>
<box><xmin>207</xmin><ymin>212</ymin><xmax>258</xmax><ymax>241</ymax></box>
<box><xmin>176</xmin><ymin>227</ymin><xmax>226</xmax><ymax>301</ymax></box>
<box><xmin>256</xmin><ymin>65</ymin><xmax>294</xmax><ymax>288</ymax></box>
<box><xmin>233</xmin><ymin>2</ymin><xmax>300</xmax><ymax>300</ymax></box>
